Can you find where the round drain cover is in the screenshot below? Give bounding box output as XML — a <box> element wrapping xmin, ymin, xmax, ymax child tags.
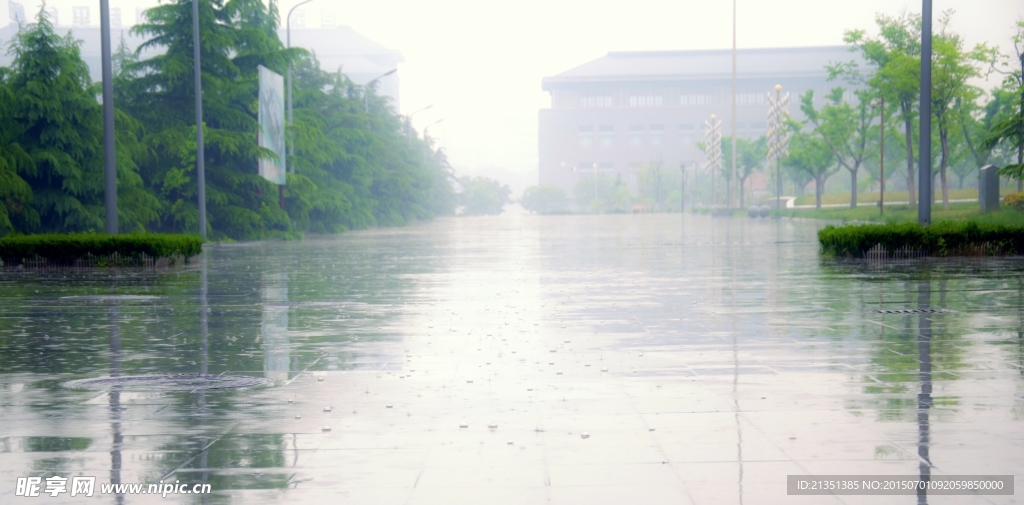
<box><xmin>63</xmin><ymin>374</ymin><xmax>271</xmax><ymax>391</ymax></box>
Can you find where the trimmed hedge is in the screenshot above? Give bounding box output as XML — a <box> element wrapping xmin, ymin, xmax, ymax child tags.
<box><xmin>818</xmin><ymin>222</ymin><xmax>1024</xmax><ymax>257</ymax></box>
<box><xmin>0</xmin><ymin>234</ymin><xmax>203</xmax><ymax>266</ymax></box>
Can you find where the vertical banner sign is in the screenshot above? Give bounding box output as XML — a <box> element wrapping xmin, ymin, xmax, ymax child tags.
<box><xmin>258</xmin><ymin>65</ymin><xmax>286</xmax><ymax>185</ymax></box>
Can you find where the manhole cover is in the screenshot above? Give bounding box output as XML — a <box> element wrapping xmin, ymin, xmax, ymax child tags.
<box><xmin>63</xmin><ymin>374</ymin><xmax>271</xmax><ymax>391</ymax></box>
<box><xmin>60</xmin><ymin>295</ymin><xmax>163</xmax><ymax>302</ymax></box>
<box><xmin>874</xmin><ymin>308</ymin><xmax>947</xmax><ymax>314</ymax></box>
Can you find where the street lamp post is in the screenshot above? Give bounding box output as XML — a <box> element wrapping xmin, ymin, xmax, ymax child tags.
<box><xmin>406</xmin><ymin>104</ymin><xmax>433</xmax><ymax>145</ymax></box>
<box><xmin>422</xmin><ymin>118</ymin><xmax>443</xmax><ymax>140</ymax></box>
<box><xmin>918</xmin><ymin>0</ymin><xmax>933</xmax><ymax>225</ymax></box>
<box><xmin>193</xmin><ymin>0</ymin><xmax>206</xmax><ymax>238</ymax></box>
<box><xmin>679</xmin><ymin>163</ymin><xmax>686</xmax><ymax>212</ymax></box>
<box><xmin>100</xmin><ymin>0</ymin><xmax>116</xmax><ymax>233</ymax></box>
<box><xmin>287</xmin><ymin>0</ymin><xmax>314</xmax><ymax>174</ymax></box>
<box><xmin>364</xmin><ymin>68</ymin><xmax>398</xmax><ymax>113</ymax></box>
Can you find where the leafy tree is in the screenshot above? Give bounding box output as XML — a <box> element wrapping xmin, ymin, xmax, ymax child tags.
<box><xmin>0</xmin><ymin>65</ymin><xmax>35</xmax><ymax>234</ymax></box>
<box><xmin>721</xmin><ymin>135</ymin><xmax>766</xmax><ymax>207</ymax></box>
<box><xmin>929</xmin><ymin>11</ymin><xmax>998</xmax><ymax>208</ymax></box>
<box><xmin>521</xmin><ymin>184</ymin><xmax>568</xmax><ymax>214</ymax></box>
<box><xmin>803</xmin><ymin>87</ymin><xmax>877</xmax><ymax>209</ymax></box>
<box><xmin>635</xmin><ymin>163</ymin><xmax>680</xmax><ymax>211</ymax></box>
<box><xmin>783</xmin><ymin>131</ymin><xmax>836</xmax><ymax>208</ymax></box>
<box><xmin>457</xmin><ymin>176</ymin><xmax>510</xmax><ymax>216</ymax></box>
<box><xmin>985</xmin><ymin>21</ymin><xmax>1024</xmax><ymax>187</ymax></box>
<box><xmin>844</xmin><ymin>11</ymin><xmax>922</xmax><ymax>207</ymax></box>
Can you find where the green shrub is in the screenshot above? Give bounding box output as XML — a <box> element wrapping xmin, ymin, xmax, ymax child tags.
<box><xmin>1003</xmin><ymin>192</ymin><xmax>1024</xmax><ymax>213</ymax></box>
<box><xmin>818</xmin><ymin>222</ymin><xmax>1024</xmax><ymax>257</ymax></box>
<box><xmin>0</xmin><ymin>234</ymin><xmax>203</xmax><ymax>266</ymax></box>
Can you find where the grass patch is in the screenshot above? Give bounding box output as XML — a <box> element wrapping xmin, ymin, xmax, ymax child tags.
<box><xmin>0</xmin><ymin>233</ymin><xmax>203</xmax><ymax>267</ymax></box>
<box><xmin>792</xmin><ymin>188</ymin><xmax>1015</xmax><ymax>206</ymax></box>
<box><xmin>818</xmin><ymin>221</ymin><xmax>1024</xmax><ymax>258</ymax></box>
<box><xmin>773</xmin><ymin>202</ymin><xmax>1024</xmax><ymax>226</ymax></box>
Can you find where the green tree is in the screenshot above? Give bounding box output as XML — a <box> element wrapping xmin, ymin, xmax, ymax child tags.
<box><xmin>783</xmin><ymin>131</ymin><xmax>837</xmax><ymax>208</ymax></box>
<box><xmin>6</xmin><ymin>9</ymin><xmax>103</xmax><ymax>232</ymax></box>
<box><xmin>844</xmin><ymin>11</ymin><xmax>921</xmax><ymax>208</ymax></box>
<box><xmin>985</xmin><ymin>21</ymin><xmax>1024</xmax><ymax>186</ymax></box>
<box><xmin>457</xmin><ymin>176</ymin><xmax>510</xmax><ymax>216</ymax></box>
<box><xmin>802</xmin><ymin>88</ymin><xmax>877</xmax><ymax>208</ymax></box>
<box><xmin>722</xmin><ymin>136</ymin><xmax>766</xmax><ymax>207</ymax></box>
<box><xmin>929</xmin><ymin>12</ymin><xmax>998</xmax><ymax>208</ymax></box>
<box><xmin>520</xmin><ymin>184</ymin><xmax>568</xmax><ymax>214</ymax></box>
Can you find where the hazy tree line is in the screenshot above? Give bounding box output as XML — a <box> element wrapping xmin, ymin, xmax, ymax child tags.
<box><xmin>0</xmin><ymin>0</ymin><xmax>456</xmax><ymax>239</ymax></box>
<box><xmin>521</xmin><ymin>12</ymin><xmax>1024</xmax><ymax>214</ymax></box>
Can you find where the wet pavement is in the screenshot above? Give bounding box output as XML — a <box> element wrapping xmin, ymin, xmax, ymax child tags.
<box><xmin>1</xmin><ymin>212</ymin><xmax>1023</xmax><ymax>504</ymax></box>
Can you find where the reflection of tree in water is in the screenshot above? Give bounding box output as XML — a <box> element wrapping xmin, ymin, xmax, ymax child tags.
<box><xmin>842</xmin><ymin>273</ymin><xmax>968</xmax><ymax>423</ymax></box>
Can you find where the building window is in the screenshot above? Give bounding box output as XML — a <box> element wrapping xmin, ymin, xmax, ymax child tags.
<box><xmin>598</xmin><ymin>125</ymin><xmax>614</xmax><ymax>132</ymax></box>
<box><xmin>578</xmin><ymin>125</ymin><xmax>593</xmax><ymax>132</ymax></box>
<box><xmin>599</xmin><ymin>134</ymin><xmax>614</xmax><ymax>148</ymax></box>
<box><xmin>46</xmin><ymin>7</ymin><xmax>58</xmax><ymax>25</ymax></box>
<box><xmin>680</xmin><ymin>134</ymin><xmax>695</xmax><ymax>146</ymax></box>
<box><xmin>750</xmin><ymin>121</ymin><xmax>767</xmax><ymax>131</ymax></box>
<box><xmin>292</xmin><ymin>9</ymin><xmax>306</xmax><ymax>28</ymax></box>
<box><xmin>649</xmin><ymin>135</ymin><xmax>663</xmax><ymax>145</ymax></box>
<box><xmin>321</xmin><ymin>9</ymin><xmax>335</xmax><ymax>28</ymax></box>
<box><xmin>110</xmin><ymin>7</ymin><xmax>121</xmax><ymax>27</ymax></box>
<box><xmin>680</xmin><ymin>94</ymin><xmax>713</xmax><ymax>106</ymax></box>
<box><xmin>629</xmin><ymin>135</ymin><xmax>643</xmax><ymax>147</ymax></box>
<box><xmin>737</xmin><ymin>92</ymin><xmax>765</xmax><ymax>105</ymax></box>
<box><xmin>73</xmin><ymin>6</ymin><xmax>89</xmax><ymax>26</ymax></box>
<box><xmin>579</xmin><ymin>135</ymin><xmax>593</xmax><ymax>148</ymax></box>
<box><xmin>598</xmin><ymin>162</ymin><xmax>614</xmax><ymax>170</ymax></box>
<box><xmin>679</xmin><ymin>123</ymin><xmax>695</xmax><ymax>131</ymax></box>
<box><xmin>649</xmin><ymin>124</ymin><xmax>664</xmax><ymax>131</ymax></box>
<box><xmin>628</xmin><ymin>124</ymin><xmax>644</xmax><ymax>132</ymax></box>
<box><xmin>580</xmin><ymin>96</ymin><xmax>613</xmax><ymax>107</ymax></box>
<box><xmin>578</xmin><ymin>162</ymin><xmax>596</xmax><ymax>171</ymax></box>
<box><xmin>629</xmin><ymin>95</ymin><xmax>662</xmax><ymax>107</ymax></box>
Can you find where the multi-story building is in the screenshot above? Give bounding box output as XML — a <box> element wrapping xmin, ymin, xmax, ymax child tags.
<box><xmin>1</xmin><ymin>0</ymin><xmax>402</xmax><ymax>108</ymax></box>
<box><xmin>539</xmin><ymin>46</ymin><xmax>861</xmax><ymax>194</ymax></box>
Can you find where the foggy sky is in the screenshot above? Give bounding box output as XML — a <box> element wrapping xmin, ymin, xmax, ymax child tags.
<box><xmin>6</xmin><ymin>0</ymin><xmax>1023</xmax><ymax>195</ymax></box>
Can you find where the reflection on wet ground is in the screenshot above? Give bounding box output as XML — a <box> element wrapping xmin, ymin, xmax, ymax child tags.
<box><xmin>1</xmin><ymin>213</ymin><xmax>1022</xmax><ymax>504</ymax></box>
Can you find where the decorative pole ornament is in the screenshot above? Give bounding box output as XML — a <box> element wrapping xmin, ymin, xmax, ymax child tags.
<box><xmin>766</xmin><ymin>84</ymin><xmax>791</xmax><ymax>211</ymax></box>
<box><xmin>705</xmin><ymin>114</ymin><xmax>723</xmax><ymax>207</ymax></box>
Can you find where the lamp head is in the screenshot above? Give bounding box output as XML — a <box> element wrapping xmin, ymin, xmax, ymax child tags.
<box><xmin>774</xmin><ymin>84</ymin><xmax>782</xmax><ymax>92</ymax></box>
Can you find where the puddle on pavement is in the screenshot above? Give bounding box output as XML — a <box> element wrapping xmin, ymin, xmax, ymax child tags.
<box><xmin>0</xmin><ymin>213</ymin><xmax>1022</xmax><ymax>503</ymax></box>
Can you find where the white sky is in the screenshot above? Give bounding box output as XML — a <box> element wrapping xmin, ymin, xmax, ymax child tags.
<box><xmin>10</xmin><ymin>0</ymin><xmax>1024</xmax><ymax>194</ymax></box>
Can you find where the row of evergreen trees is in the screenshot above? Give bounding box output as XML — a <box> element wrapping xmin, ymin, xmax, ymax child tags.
<box><xmin>0</xmin><ymin>0</ymin><xmax>455</xmax><ymax>240</ymax></box>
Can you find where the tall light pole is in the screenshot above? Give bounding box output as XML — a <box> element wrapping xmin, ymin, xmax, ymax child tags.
<box><xmin>193</xmin><ymin>0</ymin><xmax>206</xmax><ymax>238</ymax></box>
<box><xmin>918</xmin><ymin>0</ymin><xmax>933</xmax><ymax>225</ymax></box>
<box><xmin>730</xmin><ymin>0</ymin><xmax>737</xmax><ymax>209</ymax></box>
<box><xmin>679</xmin><ymin>163</ymin><xmax>686</xmax><ymax>212</ymax></box>
<box><xmin>364</xmin><ymin>68</ymin><xmax>397</xmax><ymax>113</ymax></box>
<box><xmin>286</xmin><ymin>0</ymin><xmax>314</xmax><ymax>174</ymax></box>
<box><xmin>100</xmin><ymin>0</ymin><xmax>116</xmax><ymax>233</ymax></box>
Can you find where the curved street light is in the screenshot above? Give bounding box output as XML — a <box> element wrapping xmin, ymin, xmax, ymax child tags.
<box><xmin>422</xmin><ymin>118</ymin><xmax>444</xmax><ymax>140</ymax></box>
<box><xmin>364</xmin><ymin>68</ymin><xmax>397</xmax><ymax>113</ymax></box>
<box><xmin>286</xmin><ymin>0</ymin><xmax>315</xmax><ymax>173</ymax></box>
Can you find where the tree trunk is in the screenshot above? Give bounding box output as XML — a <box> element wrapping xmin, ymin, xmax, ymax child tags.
<box><xmin>902</xmin><ymin>101</ymin><xmax>916</xmax><ymax>208</ymax></box>
<box><xmin>939</xmin><ymin>126</ymin><xmax>949</xmax><ymax>210</ymax></box>
<box><xmin>815</xmin><ymin>176</ymin><xmax>824</xmax><ymax>209</ymax></box>
<box><xmin>958</xmin><ymin>173</ymin><xmax>964</xmax><ymax>190</ymax></box>
<box><xmin>849</xmin><ymin>169</ymin><xmax>858</xmax><ymax>208</ymax></box>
